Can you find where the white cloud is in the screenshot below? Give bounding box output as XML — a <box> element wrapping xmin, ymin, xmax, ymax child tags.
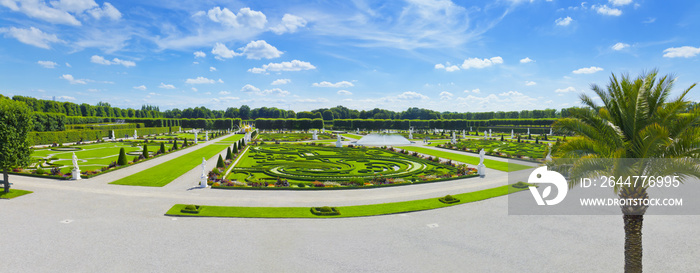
<box><xmin>295</xmin><ymin>98</ymin><xmax>329</xmax><ymax>103</ymax></box>
<box><xmin>211</xmin><ymin>42</ymin><xmax>241</xmax><ymax>59</ymax></box>
<box><xmin>56</xmin><ymin>95</ymin><xmax>76</xmax><ymax>101</ymax></box>
<box><xmin>65</xmin><ymin>62</ymin><xmax>71</xmax><ymax>67</ymax></box>
<box><xmin>555</xmin><ymin>16</ymin><xmax>573</xmax><ymax>26</ymax></box>
<box><xmin>434</xmin><ymin>62</ymin><xmax>460</xmax><ymax>72</ymax></box>
<box><xmin>312</xmin><ymin>81</ymin><xmax>354</xmax><ymax>88</ymax></box>
<box><xmin>520</xmin><ymin>57</ymin><xmax>534</xmax><ymax>63</ymax></box>
<box><xmin>663</xmin><ymin>46</ymin><xmax>700</xmax><ymax>58</ymax></box>
<box><xmin>271</xmin><ymin>78</ymin><xmax>291</xmax><ymax>85</ymax></box>
<box><xmin>271</xmin><ymin>14</ymin><xmax>307</xmax><ymax>34</ymax></box>
<box><xmin>248</xmin><ymin>60</ymin><xmax>316</xmax><ymax>73</ymax></box>
<box><xmin>239</xmin><ymin>40</ymin><xmax>282</xmax><ymax>59</ymax></box>
<box><xmin>60</xmin><ymin>74</ymin><xmax>86</xmax><ymax>84</ymax></box>
<box><xmin>133</xmin><ymin>85</ymin><xmax>147</xmax><ymax>90</ymax></box>
<box><xmin>49</xmin><ymin>0</ymin><xmax>98</xmax><ymax>13</ymax></box>
<box><xmin>594</xmin><ymin>5</ymin><xmax>622</xmax><ymax>16</ymax></box>
<box><xmin>90</xmin><ymin>55</ymin><xmax>135</xmax><ymax>67</ymax></box>
<box><xmin>337</xmin><ymin>90</ymin><xmax>352</xmax><ymax>95</ymax></box>
<box><xmin>87</xmin><ymin>88</ymin><xmax>99</xmax><ymax>92</ymax></box>
<box><xmin>464</xmin><ymin>88</ymin><xmax>481</xmax><ymax>93</ymax></box>
<box><xmin>461</xmin><ymin>57</ymin><xmax>503</xmax><ymax>69</ymax></box>
<box><xmin>38</xmin><ymin>60</ymin><xmax>57</xmax><ymax>68</ymax></box>
<box><xmin>0</xmin><ymin>0</ymin><xmax>80</xmax><ymax>25</ymax></box>
<box><xmin>207</xmin><ymin>7</ymin><xmax>267</xmax><ymax>29</ymax></box>
<box><xmin>612</xmin><ymin>42</ymin><xmax>630</xmax><ymax>50</ymax></box>
<box><xmin>159</xmin><ymin>82</ymin><xmax>175</xmax><ymax>89</ymax></box>
<box><xmin>260</xmin><ymin>88</ymin><xmax>289</xmax><ymax>96</ymax></box>
<box><xmin>194</xmin><ymin>51</ymin><xmax>206</xmax><ymax>58</ymax></box>
<box><xmin>525</xmin><ymin>81</ymin><xmax>537</xmax><ymax>86</ymax></box>
<box><xmin>573</xmin><ymin>66</ymin><xmax>604</xmax><ymax>74</ymax></box>
<box><xmin>397</xmin><ymin>91</ymin><xmax>428</xmax><ymax>100</ymax></box>
<box><xmin>219</xmin><ymin>96</ymin><xmax>240</xmax><ymax>101</ymax></box>
<box><xmin>185</xmin><ymin>76</ymin><xmax>216</xmax><ymax>84</ymax></box>
<box><xmin>86</xmin><ymin>2</ymin><xmax>121</xmax><ymax>20</ymax></box>
<box><xmin>609</xmin><ymin>0</ymin><xmax>632</xmax><ymax>6</ymax></box>
<box><xmin>0</xmin><ymin>27</ymin><xmax>63</xmax><ymax>49</ymax></box>
<box><xmin>241</xmin><ymin>84</ymin><xmax>260</xmax><ymax>93</ymax></box>
<box><xmin>555</xmin><ymin>86</ymin><xmax>577</xmax><ymax>93</ymax></box>
<box><xmin>439</xmin><ymin>91</ymin><xmax>453</xmax><ymax>100</ymax></box>
<box><xmin>191</xmin><ymin>87</ymin><xmax>198</xmax><ymax>92</ymax></box>
<box><xmin>210</xmin><ymin>66</ymin><xmax>216</xmax><ymax>72</ymax></box>
<box><xmin>219</xmin><ymin>91</ymin><xmax>230</xmax><ymax>95</ymax></box>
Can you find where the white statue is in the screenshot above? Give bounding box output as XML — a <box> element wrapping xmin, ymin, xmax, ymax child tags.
<box><xmin>199</xmin><ymin>157</ymin><xmax>207</xmax><ymax>188</ymax></box>
<box><xmin>179</xmin><ymin>126</ymin><xmax>182</xmax><ymax>132</ymax></box>
<box><xmin>133</xmin><ymin>130</ymin><xmax>137</xmax><ymax>139</ymax></box>
<box><xmin>408</xmin><ymin>128</ymin><xmax>413</xmax><ymax>139</ymax></box>
<box><xmin>194</xmin><ymin>131</ymin><xmax>198</xmax><ymax>144</ymax></box>
<box><xmin>545</xmin><ymin>143</ymin><xmax>553</xmax><ymax>162</ymax></box>
<box><xmin>462</xmin><ymin>130</ymin><xmax>466</xmax><ymax>139</ymax></box>
<box><xmin>205</xmin><ymin>131</ymin><xmax>209</xmax><ymax>141</ymax></box>
<box><xmin>357</xmin><ymin>128</ymin><xmax>359</xmax><ymax>134</ymax></box>
<box><xmin>71</xmin><ymin>152</ymin><xmax>81</xmax><ymax>180</ymax></box>
<box><xmin>527</xmin><ymin>128</ymin><xmax>530</xmax><ymax>135</ymax></box>
<box><xmin>550</xmin><ymin>127</ymin><xmax>553</xmax><ymax>135</ymax></box>
<box><xmin>477</xmin><ymin>149</ymin><xmax>486</xmax><ymax>177</ymax></box>
<box><xmin>511</xmin><ymin>129</ymin><xmax>514</xmax><ymax>139</ymax></box>
<box><xmin>489</xmin><ymin>129</ymin><xmax>492</xmax><ymax>138</ymax></box>
<box><xmin>470</xmin><ymin>126</ymin><xmax>472</xmax><ymax>132</ymax></box>
<box><xmin>312</xmin><ymin>130</ymin><xmax>318</xmax><ymax>140</ymax></box>
<box><xmin>336</xmin><ymin>134</ymin><xmax>342</xmax><ymax>148</ymax></box>
<box><xmin>483</xmin><ymin>130</ymin><xmax>487</xmax><ymax>140</ymax></box>
<box><xmin>451</xmin><ymin>131</ymin><xmax>456</xmax><ymax>144</ymax></box>
<box><xmin>110</xmin><ymin>130</ymin><xmax>115</xmax><ymax>140</ymax></box>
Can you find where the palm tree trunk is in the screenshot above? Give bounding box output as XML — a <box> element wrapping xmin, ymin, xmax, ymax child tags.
<box><xmin>624</xmin><ymin>214</ymin><xmax>643</xmax><ymax>273</ymax></box>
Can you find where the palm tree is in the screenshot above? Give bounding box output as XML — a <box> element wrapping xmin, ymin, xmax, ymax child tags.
<box><xmin>552</xmin><ymin>70</ymin><xmax>700</xmax><ymax>272</ymax></box>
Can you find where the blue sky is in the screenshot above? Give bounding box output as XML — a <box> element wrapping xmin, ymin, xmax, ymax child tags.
<box><xmin>1</xmin><ymin>0</ymin><xmax>699</xmax><ymax>112</ymax></box>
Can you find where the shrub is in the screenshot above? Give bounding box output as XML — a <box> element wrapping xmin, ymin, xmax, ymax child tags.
<box><xmin>36</xmin><ymin>167</ymin><xmax>46</xmax><ymax>175</ymax></box>
<box><xmin>439</xmin><ymin>194</ymin><xmax>460</xmax><ymax>204</ymax></box>
<box><xmin>180</xmin><ymin>204</ymin><xmax>201</xmax><ymax>214</ymax></box>
<box><xmin>217</xmin><ymin>155</ymin><xmax>225</xmax><ymax>168</ymax></box>
<box><xmin>172</xmin><ymin>139</ymin><xmax>178</xmax><ymax>150</ymax></box>
<box><xmin>310</xmin><ymin>206</ymin><xmax>340</xmax><ymax>216</ymax></box>
<box><xmin>117</xmin><ymin>148</ymin><xmax>128</xmax><ymax>166</ymax></box>
<box><xmin>183</xmin><ymin>138</ymin><xmax>188</xmax><ymax>147</ymax></box>
<box><xmin>297</xmin><ymin>183</ymin><xmax>305</xmax><ymax>188</ymax></box>
<box><xmin>226</xmin><ymin>147</ymin><xmax>232</xmax><ymax>160</ymax></box>
<box><xmin>512</xmin><ymin>181</ymin><xmax>531</xmax><ymax>189</ymax></box>
<box><xmin>160</xmin><ymin>142</ymin><xmax>166</xmax><ymax>154</ymax></box>
<box><xmin>142</xmin><ymin>144</ymin><xmax>149</xmax><ymax>158</ymax></box>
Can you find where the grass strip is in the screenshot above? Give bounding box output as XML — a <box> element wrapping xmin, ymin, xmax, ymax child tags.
<box><xmin>0</xmin><ymin>189</ymin><xmax>33</xmax><ymax>199</ymax></box>
<box><xmin>110</xmin><ymin>134</ymin><xmax>244</xmax><ymax>187</ymax></box>
<box><xmin>165</xmin><ymin>184</ymin><xmax>526</xmax><ymax>218</ymax></box>
<box><xmin>396</xmin><ymin>146</ymin><xmax>532</xmax><ymax>172</ymax></box>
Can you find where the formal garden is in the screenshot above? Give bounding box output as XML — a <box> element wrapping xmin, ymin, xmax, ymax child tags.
<box><xmin>432</xmin><ymin>138</ymin><xmax>549</xmax><ymax>161</ymax></box>
<box><xmin>206</xmin><ymin>144</ymin><xmax>477</xmax><ymax>189</ymax></box>
<box><xmin>257</xmin><ymin>132</ymin><xmax>333</xmax><ymax>141</ymax></box>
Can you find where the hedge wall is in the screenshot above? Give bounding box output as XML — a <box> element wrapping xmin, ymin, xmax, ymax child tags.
<box><xmin>67</xmin><ymin>123</ymin><xmax>141</xmax><ymax>130</ymax></box>
<box><xmin>254</xmin><ymin>118</ymin><xmax>324</xmax><ymax>130</ymax></box>
<box><xmin>32</xmin><ymin>112</ymin><xmax>67</xmax><ymax>132</ymax></box>
<box><xmin>29</xmin><ymin>130</ymin><xmax>103</xmax><ymax>145</ymax></box>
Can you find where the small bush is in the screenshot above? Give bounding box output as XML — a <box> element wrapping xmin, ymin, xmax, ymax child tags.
<box><xmin>297</xmin><ymin>183</ymin><xmax>305</xmax><ymax>188</ymax></box>
<box><xmin>35</xmin><ymin>167</ymin><xmax>46</xmax><ymax>175</ymax></box>
<box><xmin>117</xmin><ymin>147</ymin><xmax>128</xmax><ymax>166</ymax></box>
<box><xmin>217</xmin><ymin>155</ymin><xmax>225</xmax><ymax>168</ymax></box>
<box><xmin>439</xmin><ymin>194</ymin><xmax>460</xmax><ymax>204</ymax></box>
<box><xmin>172</xmin><ymin>139</ymin><xmax>178</xmax><ymax>150</ymax></box>
<box><xmin>512</xmin><ymin>181</ymin><xmax>531</xmax><ymax>189</ymax></box>
<box><xmin>160</xmin><ymin>142</ymin><xmax>166</xmax><ymax>154</ymax></box>
<box><xmin>310</xmin><ymin>206</ymin><xmax>340</xmax><ymax>216</ymax></box>
<box><xmin>180</xmin><ymin>204</ymin><xmax>201</xmax><ymax>214</ymax></box>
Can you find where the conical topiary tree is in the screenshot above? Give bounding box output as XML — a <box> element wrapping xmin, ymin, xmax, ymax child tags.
<box><xmin>226</xmin><ymin>147</ymin><xmax>232</xmax><ymax>160</ymax></box>
<box><xmin>160</xmin><ymin>142</ymin><xmax>166</xmax><ymax>154</ymax></box>
<box><xmin>233</xmin><ymin>142</ymin><xmax>238</xmax><ymax>153</ymax></box>
<box><xmin>183</xmin><ymin>138</ymin><xmax>188</xmax><ymax>147</ymax></box>
<box><xmin>117</xmin><ymin>148</ymin><xmax>127</xmax><ymax>166</ymax></box>
<box><xmin>217</xmin><ymin>154</ymin><xmax>225</xmax><ymax>168</ymax></box>
<box><xmin>142</xmin><ymin>144</ymin><xmax>149</xmax><ymax>158</ymax></box>
<box><xmin>172</xmin><ymin>139</ymin><xmax>178</xmax><ymax>150</ymax></box>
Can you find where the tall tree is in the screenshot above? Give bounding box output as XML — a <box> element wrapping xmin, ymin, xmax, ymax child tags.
<box><xmin>552</xmin><ymin>70</ymin><xmax>700</xmax><ymax>272</ymax></box>
<box><xmin>0</xmin><ymin>98</ymin><xmax>33</xmax><ymax>193</ymax></box>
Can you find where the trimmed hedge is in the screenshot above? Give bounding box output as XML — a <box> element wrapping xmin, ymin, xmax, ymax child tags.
<box><xmin>181</xmin><ymin>205</ymin><xmax>201</xmax><ymax>214</ymax></box>
<box><xmin>310</xmin><ymin>206</ymin><xmax>340</xmax><ymax>216</ymax></box>
<box><xmin>29</xmin><ymin>130</ymin><xmax>103</xmax><ymax>145</ymax></box>
<box><xmin>439</xmin><ymin>195</ymin><xmax>461</xmax><ymax>204</ymax></box>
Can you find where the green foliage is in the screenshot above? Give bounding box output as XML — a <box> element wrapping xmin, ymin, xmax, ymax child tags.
<box><xmin>512</xmin><ymin>181</ymin><xmax>531</xmax><ymax>189</ymax></box>
<box><xmin>439</xmin><ymin>194</ymin><xmax>460</xmax><ymax>204</ymax></box>
<box><xmin>160</xmin><ymin>142</ymin><xmax>166</xmax><ymax>153</ymax></box>
<box><xmin>217</xmin><ymin>154</ymin><xmax>225</xmax><ymax>168</ymax></box>
<box><xmin>142</xmin><ymin>144</ymin><xmax>149</xmax><ymax>158</ymax></box>
<box><xmin>310</xmin><ymin>206</ymin><xmax>340</xmax><ymax>216</ymax></box>
<box><xmin>183</xmin><ymin>138</ymin><xmax>188</xmax><ymax>147</ymax></box>
<box><xmin>1</xmin><ymin>98</ymin><xmax>34</xmax><ymax>192</ymax></box>
<box><xmin>226</xmin><ymin>147</ymin><xmax>232</xmax><ymax>160</ymax></box>
<box><xmin>181</xmin><ymin>204</ymin><xmax>200</xmax><ymax>214</ymax></box>
<box><xmin>117</xmin><ymin>148</ymin><xmax>128</xmax><ymax>166</ymax></box>
<box><xmin>172</xmin><ymin>139</ymin><xmax>178</xmax><ymax>150</ymax></box>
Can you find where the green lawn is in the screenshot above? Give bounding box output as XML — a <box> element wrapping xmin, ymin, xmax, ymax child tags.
<box><xmin>0</xmin><ymin>189</ymin><xmax>33</xmax><ymax>199</ymax></box>
<box><xmin>31</xmin><ymin>141</ymin><xmax>168</xmax><ymax>173</ymax></box>
<box><xmin>110</xmin><ymin>134</ymin><xmax>244</xmax><ymax>187</ymax></box>
<box><xmin>396</xmin><ymin>146</ymin><xmax>533</xmax><ymax>172</ymax></box>
<box><xmin>429</xmin><ymin>138</ymin><xmax>548</xmax><ymax>159</ymax></box>
<box><xmin>258</xmin><ymin>133</ymin><xmax>332</xmax><ymax>141</ymax></box>
<box><xmin>341</xmin><ymin>134</ymin><xmax>361</xmax><ymax>140</ymax></box>
<box><xmin>165</xmin><ymin>184</ymin><xmax>527</xmax><ymax>218</ymax></box>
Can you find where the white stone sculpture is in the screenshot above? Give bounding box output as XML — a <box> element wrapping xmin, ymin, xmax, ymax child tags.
<box><xmin>312</xmin><ymin>130</ymin><xmax>318</xmax><ymax>140</ymax></box>
<box><xmin>71</xmin><ymin>152</ymin><xmax>81</xmax><ymax>180</ymax></box>
<box><xmin>336</xmin><ymin>134</ymin><xmax>342</xmax><ymax>148</ymax></box>
<box><xmin>451</xmin><ymin>131</ymin><xmax>456</xmax><ymax>144</ymax></box>
<box><xmin>194</xmin><ymin>131</ymin><xmax>198</xmax><ymax>144</ymax></box>
<box><xmin>133</xmin><ymin>130</ymin><xmax>137</xmax><ymax>139</ymax></box>
<box><xmin>200</xmin><ymin>157</ymin><xmax>208</xmax><ymax>188</ymax></box>
<box><xmin>477</xmin><ymin>149</ymin><xmax>486</xmax><ymax>177</ymax></box>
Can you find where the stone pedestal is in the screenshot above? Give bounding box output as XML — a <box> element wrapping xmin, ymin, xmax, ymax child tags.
<box><xmin>72</xmin><ymin>168</ymin><xmax>81</xmax><ymax>180</ymax></box>
<box><xmin>477</xmin><ymin>163</ymin><xmax>486</xmax><ymax>177</ymax></box>
<box><xmin>336</xmin><ymin>139</ymin><xmax>342</xmax><ymax>148</ymax></box>
<box><xmin>200</xmin><ymin>175</ymin><xmax>208</xmax><ymax>188</ymax></box>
